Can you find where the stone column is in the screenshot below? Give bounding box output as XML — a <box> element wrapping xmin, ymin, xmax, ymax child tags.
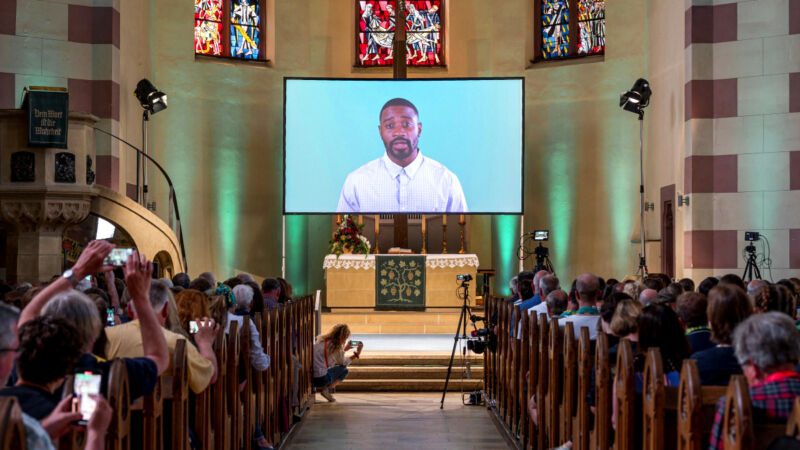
<box><xmin>0</xmin><ymin>110</ymin><xmax>98</xmax><ymax>283</ymax></box>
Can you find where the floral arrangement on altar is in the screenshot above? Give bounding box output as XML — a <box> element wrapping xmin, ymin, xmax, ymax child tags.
<box><xmin>328</xmin><ymin>215</ymin><xmax>371</xmax><ymax>255</ymax></box>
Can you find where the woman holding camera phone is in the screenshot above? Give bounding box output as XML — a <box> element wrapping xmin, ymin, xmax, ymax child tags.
<box><xmin>312</xmin><ymin>324</ymin><xmax>363</xmax><ymax>402</ymax></box>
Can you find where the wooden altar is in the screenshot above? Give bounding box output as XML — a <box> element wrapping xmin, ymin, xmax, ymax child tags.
<box><xmin>323</xmin><ymin>254</ymin><xmax>479</xmax><ymax>309</ymax></box>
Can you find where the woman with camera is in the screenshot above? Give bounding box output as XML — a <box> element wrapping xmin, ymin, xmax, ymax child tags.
<box><xmin>312</xmin><ymin>324</ymin><xmax>363</xmax><ymax>402</ymax></box>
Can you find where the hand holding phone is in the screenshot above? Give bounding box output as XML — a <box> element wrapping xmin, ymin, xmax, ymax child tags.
<box><xmin>349</xmin><ymin>340</ymin><xmax>362</xmax><ymax>348</ymax></box>
<box><xmin>73</xmin><ymin>372</ymin><xmax>102</xmax><ymax>425</ymax></box>
<box><xmin>103</xmin><ymin>248</ymin><xmax>134</xmax><ymax>267</ymax></box>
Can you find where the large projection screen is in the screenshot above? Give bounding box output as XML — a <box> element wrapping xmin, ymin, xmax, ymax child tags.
<box><xmin>283</xmin><ymin>77</ymin><xmax>523</xmax><ymax>214</ymax></box>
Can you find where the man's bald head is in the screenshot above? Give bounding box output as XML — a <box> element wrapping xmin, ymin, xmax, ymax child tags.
<box><xmin>639</xmin><ymin>288</ymin><xmax>659</xmax><ymax>306</ymax></box>
<box><xmin>576</xmin><ymin>273</ymin><xmax>600</xmax><ymax>305</ymax></box>
<box><xmin>533</xmin><ymin>270</ymin><xmax>549</xmax><ymax>295</ymax></box>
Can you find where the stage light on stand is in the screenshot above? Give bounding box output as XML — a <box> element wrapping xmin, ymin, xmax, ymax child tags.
<box><xmin>619</xmin><ymin>78</ymin><xmax>652</xmax><ymax>279</ymax></box>
<box><xmin>134</xmin><ymin>79</ymin><xmax>168</xmax><ymax>114</ymax></box>
<box><xmin>134</xmin><ymin>78</ymin><xmax>167</xmax><ymax>209</ymax></box>
<box><xmin>620</xmin><ymin>78</ymin><xmax>652</xmax><ymax>117</ymax></box>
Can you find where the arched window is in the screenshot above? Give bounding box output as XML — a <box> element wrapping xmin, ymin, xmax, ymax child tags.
<box><xmin>534</xmin><ymin>0</ymin><xmax>605</xmax><ymax>62</ymax></box>
<box><xmin>195</xmin><ymin>0</ymin><xmax>266</xmax><ymax>61</ymax></box>
<box><xmin>356</xmin><ymin>1</ymin><xmax>444</xmax><ymax>67</ymax></box>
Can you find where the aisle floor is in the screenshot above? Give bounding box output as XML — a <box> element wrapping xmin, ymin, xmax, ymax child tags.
<box><xmin>286</xmin><ymin>393</ymin><xmax>509</xmax><ymax>450</ymax></box>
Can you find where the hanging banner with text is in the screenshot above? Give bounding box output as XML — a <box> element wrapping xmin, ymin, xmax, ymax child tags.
<box><xmin>25</xmin><ymin>90</ymin><xmax>69</xmax><ymax>148</ymax></box>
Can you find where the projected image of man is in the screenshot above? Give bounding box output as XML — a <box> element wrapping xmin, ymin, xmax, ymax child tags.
<box><xmin>336</xmin><ymin>98</ymin><xmax>468</xmax><ymax>213</ymax></box>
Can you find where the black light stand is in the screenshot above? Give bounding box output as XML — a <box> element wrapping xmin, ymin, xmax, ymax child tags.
<box><xmin>533</xmin><ymin>242</ymin><xmax>554</xmax><ymax>274</ymax></box>
<box><xmin>440</xmin><ymin>276</ymin><xmax>472</xmax><ymax>409</ymax></box>
<box><xmin>620</xmin><ymin>79</ymin><xmax>652</xmax><ymax>279</ymax></box>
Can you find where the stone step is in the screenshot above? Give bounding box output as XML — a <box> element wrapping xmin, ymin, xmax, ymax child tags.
<box><xmin>347</xmin><ymin>365</ymin><xmax>485</xmax><ymax>380</ymax></box>
<box><xmin>334</xmin><ymin>378</ymin><xmax>484</xmax><ymax>392</ymax></box>
<box><xmin>321</xmin><ymin>310</ymin><xmax>473</xmax><ymax>334</ymax></box>
<box><xmin>351</xmin><ymin>353</ymin><xmax>484</xmax><ymax>366</ymax></box>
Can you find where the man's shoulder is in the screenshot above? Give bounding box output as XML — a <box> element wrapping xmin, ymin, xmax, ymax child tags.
<box><xmin>420</xmin><ymin>155</ymin><xmax>457</xmax><ymax>176</ymax></box>
<box><xmin>346</xmin><ymin>157</ymin><xmax>385</xmax><ymax>179</ymax></box>
<box><xmin>105</xmin><ymin>320</ymin><xmax>139</xmax><ymax>336</ymax></box>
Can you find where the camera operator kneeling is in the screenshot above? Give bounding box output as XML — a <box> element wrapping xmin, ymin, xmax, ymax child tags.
<box><xmin>312</xmin><ymin>324</ymin><xmax>362</xmax><ymax>402</ymax></box>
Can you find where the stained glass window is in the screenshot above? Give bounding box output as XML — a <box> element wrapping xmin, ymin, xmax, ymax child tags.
<box><xmin>542</xmin><ymin>1</ymin><xmax>570</xmax><ymax>60</ymax></box>
<box><xmin>194</xmin><ymin>0</ymin><xmax>266</xmax><ymax>60</ymax></box>
<box><xmin>535</xmin><ymin>0</ymin><xmax>605</xmax><ymax>62</ymax></box>
<box><xmin>356</xmin><ymin>1</ymin><xmax>444</xmax><ymax>67</ymax></box>
<box><xmin>195</xmin><ymin>0</ymin><xmax>223</xmax><ymax>55</ymax></box>
<box><xmin>577</xmin><ymin>0</ymin><xmax>605</xmax><ymax>55</ymax></box>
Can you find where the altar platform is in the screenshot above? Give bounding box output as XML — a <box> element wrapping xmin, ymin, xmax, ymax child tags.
<box><xmin>323</xmin><ymin>253</ymin><xmax>478</xmax><ymax>310</ymax></box>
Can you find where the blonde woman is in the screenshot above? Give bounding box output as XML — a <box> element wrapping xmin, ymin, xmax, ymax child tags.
<box><xmin>312</xmin><ymin>324</ymin><xmax>362</xmax><ymax>402</ymax></box>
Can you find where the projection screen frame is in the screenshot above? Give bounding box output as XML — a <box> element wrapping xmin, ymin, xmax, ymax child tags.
<box><xmin>282</xmin><ymin>76</ymin><xmax>525</xmax><ymax>215</ymax></box>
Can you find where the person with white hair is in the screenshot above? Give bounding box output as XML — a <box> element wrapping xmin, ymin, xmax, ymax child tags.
<box><xmin>708</xmin><ymin>312</ymin><xmax>800</xmax><ymax>450</ymax></box>
<box><xmin>105</xmin><ymin>270</ymin><xmax>218</xmax><ymax>393</ymax></box>
<box><xmin>227</xmin><ymin>284</ymin><xmax>270</xmax><ymax>371</ymax></box>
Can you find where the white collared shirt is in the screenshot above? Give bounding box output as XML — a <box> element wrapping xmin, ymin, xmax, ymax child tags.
<box><xmin>336</xmin><ymin>151</ymin><xmax>468</xmax><ymax>213</ymax></box>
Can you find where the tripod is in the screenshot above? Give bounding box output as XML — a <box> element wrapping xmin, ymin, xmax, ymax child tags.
<box><xmin>440</xmin><ymin>279</ymin><xmax>471</xmax><ymax>409</ymax></box>
<box><xmin>533</xmin><ymin>243</ymin><xmax>554</xmax><ymax>274</ymax></box>
<box><xmin>742</xmin><ymin>243</ymin><xmax>762</xmax><ymax>282</ymax></box>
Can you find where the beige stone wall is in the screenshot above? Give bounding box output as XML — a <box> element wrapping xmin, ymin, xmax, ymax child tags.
<box><xmin>135</xmin><ymin>0</ymin><xmax>650</xmax><ymax>287</ymax></box>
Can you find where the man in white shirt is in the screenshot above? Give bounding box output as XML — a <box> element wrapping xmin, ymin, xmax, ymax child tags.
<box><xmin>337</xmin><ymin>98</ymin><xmax>468</xmax><ymax>213</ymax></box>
<box><xmin>560</xmin><ymin>273</ymin><xmax>602</xmax><ymax>340</ymax></box>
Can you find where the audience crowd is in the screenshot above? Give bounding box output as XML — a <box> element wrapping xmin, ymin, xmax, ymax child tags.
<box><xmin>0</xmin><ymin>240</ymin><xmax>300</xmax><ymax>450</ymax></box>
<box><xmin>504</xmin><ymin>268</ymin><xmax>800</xmax><ymax>449</ymax></box>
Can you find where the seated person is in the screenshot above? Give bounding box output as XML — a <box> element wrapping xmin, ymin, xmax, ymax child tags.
<box><xmin>174</xmin><ymin>288</ymin><xmax>211</xmax><ymax>336</ymax></box>
<box><xmin>105</xmin><ymin>278</ymin><xmax>218</xmax><ymax>393</ymax></box>
<box><xmin>561</xmin><ymin>273</ymin><xmax>602</xmax><ymax>339</ymax></box>
<box><xmin>709</xmin><ymin>313</ymin><xmax>800</xmax><ymax>450</ymax></box>
<box><xmin>0</xmin><ymin>316</ymin><xmax>83</xmax><ymax>420</ymax></box>
<box><xmin>312</xmin><ymin>324</ymin><xmax>362</xmax><ymax>402</ymax></box>
<box><xmin>677</xmin><ymin>291</ymin><xmax>714</xmax><ymax>354</ymax></box>
<box><xmin>691</xmin><ymin>285</ymin><xmax>752</xmax><ymax>386</ymax></box>
<box><xmin>16</xmin><ymin>242</ymin><xmax>169</xmax><ymax>407</ymax></box>
<box><xmin>0</xmin><ymin>314</ymin><xmax>112</xmax><ymax>450</ymax></box>
<box><xmin>607</xmin><ymin>298</ymin><xmax>642</xmax><ymax>363</ymax></box>
<box><xmin>634</xmin><ymin>303</ymin><xmax>689</xmax><ymax>386</ymax></box>
<box><xmin>228</xmin><ymin>284</ymin><xmax>270</xmax><ymax>371</ymax></box>
<box><xmin>753</xmin><ymin>284</ymin><xmax>795</xmax><ymax>316</ymax></box>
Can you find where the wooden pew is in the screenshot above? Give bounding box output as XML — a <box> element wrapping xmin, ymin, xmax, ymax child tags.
<box><xmin>485</xmin><ymin>297</ymin><xmax>494</xmax><ymax>402</ymax></box>
<box><xmin>497</xmin><ymin>300</ymin><xmax>508</xmax><ymax>423</ymax></box>
<box><xmin>537</xmin><ymin>313</ymin><xmax>549</xmax><ymax>450</ymax></box>
<box><xmin>240</xmin><ymin>315</ymin><xmax>255</xmax><ymax>450</ymax></box>
<box><xmin>546</xmin><ymin>317</ymin><xmax>562</xmax><ymax>448</ymax></box>
<box><xmin>142</xmin><ymin>374</ymin><xmax>164</xmax><ymax>450</ymax></box>
<box><xmin>787</xmin><ymin>397</ymin><xmax>800</xmax><ymax>438</ymax></box>
<box><xmin>518</xmin><ymin>304</ymin><xmax>529</xmax><ymax>445</ymax></box>
<box><xmin>512</xmin><ymin>304</ymin><xmax>521</xmax><ymax>433</ymax></box>
<box><xmin>614</xmin><ymin>338</ymin><xmax>636</xmax><ymax>450</ymax></box>
<box><xmin>562</xmin><ymin>322</ymin><xmax>578</xmax><ymax>445</ymax></box>
<box><xmin>642</xmin><ymin>347</ymin><xmax>679</xmax><ymax>450</ymax></box>
<box><xmin>527</xmin><ymin>312</ymin><xmax>539</xmax><ymax>450</ymax></box>
<box><xmin>213</xmin><ymin>323</ymin><xmax>231</xmax><ymax>450</ymax></box>
<box><xmin>226</xmin><ymin>320</ymin><xmax>242</xmax><ymax>450</ymax></box>
<box><xmin>592</xmin><ymin>332</ymin><xmax>612</xmax><ymax>450</ymax></box>
<box><xmin>677</xmin><ymin>359</ymin><xmax>726</xmax><ymax>450</ymax></box>
<box><xmin>106</xmin><ymin>359</ymin><xmax>131</xmax><ymax>450</ymax></box>
<box><xmin>0</xmin><ymin>397</ymin><xmax>26</xmax><ymax>450</ymax></box>
<box><xmin>575</xmin><ymin>326</ymin><xmax>592</xmax><ymax>450</ymax></box>
<box><xmin>170</xmin><ymin>339</ymin><xmax>190</xmax><ymax>450</ymax></box>
<box><xmin>721</xmin><ymin>375</ymin><xmax>786</xmax><ymax>450</ymax></box>
<box><xmin>253</xmin><ymin>312</ymin><xmax>267</xmax><ymax>441</ymax></box>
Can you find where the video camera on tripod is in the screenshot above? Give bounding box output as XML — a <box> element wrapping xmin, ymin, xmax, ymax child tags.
<box><xmin>465</xmin><ymin>314</ymin><xmax>497</xmax><ymax>354</ymax></box>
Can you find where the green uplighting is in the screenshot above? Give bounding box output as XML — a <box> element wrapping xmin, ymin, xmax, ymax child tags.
<box><xmin>285</xmin><ymin>215</ymin><xmax>308</xmax><ymax>295</ymax></box>
<box><xmin>492</xmin><ymin>215</ymin><xmax>520</xmax><ymax>296</ymax></box>
<box><xmin>546</xmin><ymin>142</ymin><xmax>575</xmax><ymax>279</ymax></box>
<box><xmin>212</xmin><ymin>141</ymin><xmax>241</xmax><ymax>278</ymax></box>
